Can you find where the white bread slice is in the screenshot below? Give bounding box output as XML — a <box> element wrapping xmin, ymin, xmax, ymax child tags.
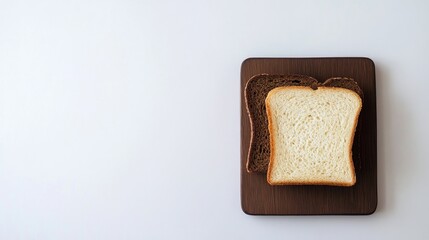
<box><xmin>265</xmin><ymin>86</ymin><xmax>362</xmax><ymax>186</ymax></box>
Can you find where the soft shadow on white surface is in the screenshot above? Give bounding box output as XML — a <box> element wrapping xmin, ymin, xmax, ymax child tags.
<box><xmin>375</xmin><ymin>62</ymin><xmax>390</xmax><ymax>214</ymax></box>
<box><xmin>375</xmin><ymin>62</ymin><xmax>415</xmax><ymax>214</ymax></box>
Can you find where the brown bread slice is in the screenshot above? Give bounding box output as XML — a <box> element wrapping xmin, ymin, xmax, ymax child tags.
<box><xmin>245</xmin><ymin>74</ymin><xmax>363</xmax><ymax>173</ymax></box>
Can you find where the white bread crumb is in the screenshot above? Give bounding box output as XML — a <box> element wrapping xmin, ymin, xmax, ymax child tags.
<box><xmin>266</xmin><ymin>86</ymin><xmax>362</xmax><ymax>186</ymax></box>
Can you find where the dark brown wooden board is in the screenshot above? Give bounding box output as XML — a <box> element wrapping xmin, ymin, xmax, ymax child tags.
<box><xmin>241</xmin><ymin>58</ymin><xmax>377</xmax><ymax>215</ymax></box>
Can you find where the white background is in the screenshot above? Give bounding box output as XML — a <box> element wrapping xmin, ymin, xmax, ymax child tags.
<box><xmin>1</xmin><ymin>0</ymin><xmax>429</xmax><ymax>239</ymax></box>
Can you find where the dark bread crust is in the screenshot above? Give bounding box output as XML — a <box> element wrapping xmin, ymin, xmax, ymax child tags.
<box><xmin>245</xmin><ymin>74</ymin><xmax>363</xmax><ymax>173</ymax></box>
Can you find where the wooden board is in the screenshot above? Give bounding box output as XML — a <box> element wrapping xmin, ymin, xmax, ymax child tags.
<box><xmin>241</xmin><ymin>58</ymin><xmax>377</xmax><ymax>215</ymax></box>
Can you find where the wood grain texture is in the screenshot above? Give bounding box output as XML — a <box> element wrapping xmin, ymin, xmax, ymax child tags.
<box><xmin>240</xmin><ymin>58</ymin><xmax>377</xmax><ymax>215</ymax></box>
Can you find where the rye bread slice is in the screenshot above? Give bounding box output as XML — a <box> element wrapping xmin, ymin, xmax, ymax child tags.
<box><xmin>245</xmin><ymin>74</ymin><xmax>363</xmax><ymax>173</ymax></box>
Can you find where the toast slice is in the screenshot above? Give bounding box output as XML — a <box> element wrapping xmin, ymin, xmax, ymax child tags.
<box><xmin>265</xmin><ymin>86</ymin><xmax>362</xmax><ymax>186</ymax></box>
<box><xmin>245</xmin><ymin>74</ymin><xmax>363</xmax><ymax>173</ymax></box>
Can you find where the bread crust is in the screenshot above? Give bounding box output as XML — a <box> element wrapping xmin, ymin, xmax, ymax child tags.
<box><xmin>265</xmin><ymin>86</ymin><xmax>362</xmax><ymax>187</ymax></box>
